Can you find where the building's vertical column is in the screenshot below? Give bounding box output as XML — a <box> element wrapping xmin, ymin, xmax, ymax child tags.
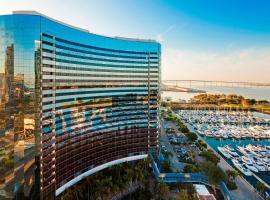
<box><xmin>40</xmin><ymin>33</ymin><xmax>57</xmax><ymax>199</ymax></box>
<box><xmin>34</xmin><ymin>39</ymin><xmax>42</xmax><ymax>200</ymax></box>
<box><xmin>147</xmin><ymin>52</ymin><xmax>151</xmax><ymax>154</ymax></box>
<box><xmin>157</xmin><ymin>48</ymin><xmax>161</xmax><ymax>156</ymax></box>
<box><xmin>148</xmin><ymin>48</ymin><xmax>160</xmax><ymax>158</ymax></box>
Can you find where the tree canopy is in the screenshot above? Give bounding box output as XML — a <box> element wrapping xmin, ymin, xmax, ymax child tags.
<box><xmin>200</xmin><ymin>161</ymin><xmax>227</xmax><ymax>187</ymax></box>
<box><xmin>155</xmin><ymin>182</ymin><xmax>170</xmax><ymax>200</ymax></box>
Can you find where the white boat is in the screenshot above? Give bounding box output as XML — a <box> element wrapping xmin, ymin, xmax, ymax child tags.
<box><xmin>197</xmin><ymin>131</ymin><xmax>204</xmax><ymax>136</ymax></box>
<box><xmin>244</xmin><ymin>163</ymin><xmax>259</xmax><ymax>173</ymax></box>
<box><xmin>235</xmin><ymin>134</ymin><xmax>241</xmax><ymax>139</ymax></box>
<box><xmin>223</xmin><ymin>145</ymin><xmax>238</xmax><ymax>156</ymax></box>
<box><xmin>237</xmin><ymin>146</ymin><xmax>248</xmax><ymax>156</ymax></box>
<box><xmin>224</xmin><ymin>145</ymin><xmax>234</xmax><ymax>152</ymax></box>
<box><xmin>241</xmin><ymin>156</ymin><xmax>254</xmax><ymax>165</ymax></box>
<box><xmin>262</xmin><ymin>157</ymin><xmax>269</xmax><ymax>163</ymax></box>
<box><xmin>232</xmin><ymin>159</ymin><xmax>252</xmax><ymax>176</ymax></box>
<box><xmin>217</xmin><ymin>147</ymin><xmax>232</xmax><ymax>159</ymax></box>
<box><xmin>227</xmin><ymin>149</ymin><xmax>239</xmax><ymax>157</ymax></box>
<box><xmin>227</xmin><ymin>132</ymin><xmax>233</xmax><ymax>138</ymax></box>
<box><xmin>255</xmin><ymin>162</ymin><xmax>267</xmax><ymax>172</ymax></box>
<box><xmin>222</xmin><ymin>133</ymin><xmax>228</xmax><ymax>139</ymax></box>
<box><xmin>265</xmin><ymin>163</ymin><xmax>270</xmax><ymax>171</ymax></box>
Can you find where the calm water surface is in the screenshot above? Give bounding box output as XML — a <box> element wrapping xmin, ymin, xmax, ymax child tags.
<box><xmin>162</xmin><ymin>86</ymin><xmax>270</xmax><ymax>102</ymax></box>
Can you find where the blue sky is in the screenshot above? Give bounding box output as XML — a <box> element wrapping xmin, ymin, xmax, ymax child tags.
<box><xmin>1</xmin><ymin>0</ymin><xmax>270</xmax><ymax>82</ymax></box>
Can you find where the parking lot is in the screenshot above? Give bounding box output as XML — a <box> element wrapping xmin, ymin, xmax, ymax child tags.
<box><xmin>160</xmin><ymin>119</ymin><xmax>199</xmax><ymax>172</ymax></box>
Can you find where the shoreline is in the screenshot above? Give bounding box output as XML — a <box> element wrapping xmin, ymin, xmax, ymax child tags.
<box><xmin>162</xmin><ymin>85</ymin><xmax>206</xmax><ymax>93</ymax></box>
<box><xmin>163</xmin><ymin>102</ymin><xmax>270</xmax><ymax>115</ymax></box>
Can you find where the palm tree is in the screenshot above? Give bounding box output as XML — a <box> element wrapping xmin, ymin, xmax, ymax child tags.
<box><xmin>134</xmin><ymin>166</ymin><xmax>145</xmax><ymax>183</ymax></box>
<box><xmin>144</xmin><ymin>157</ymin><xmax>151</xmax><ymax>169</ymax></box>
<box><xmin>226</xmin><ymin>170</ymin><xmax>238</xmax><ymax>183</ymax></box>
<box><xmin>256</xmin><ymin>181</ymin><xmax>266</xmax><ymax>198</ymax></box>
<box><xmin>60</xmin><ymin>189</ymin><xmax>75</xmax><ymax>200</ymax></box>
<box><xmin>155</xmin><ymin>182</ymin><xmax>170</xmax><ymax>200</ymax></box>
<box><xmin>176</xmin><ymin>189</ymin><xmax>189</xmax><ymax>200</ymax></box>
<box><xmin>73</xmin><ymin>184</ymin><xmax>84</xmax><ymax>200</ymax></box>
<box><xmin>86</xmin><ymin>176</ymin><xmax>95</xmax><ymax>200</ymax></box>
<box><xmin>125</xmin><ymin>167</ymin><xmax>134</xmax><ymax>184</ymax></box>
<box><xmin>101</xmin><ymin>177</ymin><xmax>113</xmax><ymax>200</ymax></box>
<box><xmin>200</xmin><ymin>161</ymin><xmax>227</xmax><ymax>194</ymax></box>
<box><xmin>111</xmin><ymin>183</ymin><xmax>120</xmax><ymax>198</ymax></box>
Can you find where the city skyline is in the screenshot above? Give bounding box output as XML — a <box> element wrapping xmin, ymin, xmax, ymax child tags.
<box><xmin>1</xmin><ymin>0</ymin><xmax>269</xmax><ymax>82</ymax></box>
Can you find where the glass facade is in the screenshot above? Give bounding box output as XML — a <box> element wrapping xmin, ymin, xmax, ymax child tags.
<box><xmin>0</xmin><ymin>11</ymin><xmax>160</xmax><ymax>199</ymax></box>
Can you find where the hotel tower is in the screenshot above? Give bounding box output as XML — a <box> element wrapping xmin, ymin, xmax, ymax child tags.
<box><xmin>0</xmin><ymin>11</ymin><xmax>160</xmax><ymax>199</ymax></box>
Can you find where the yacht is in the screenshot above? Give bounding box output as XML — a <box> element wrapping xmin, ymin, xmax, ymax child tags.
<box><xmin>232</xmin><ymin>159</ymin><xmax>252</xmax><ymax>176</ymax></box>
<box><xmin>223</xmin><ymin>145</ymin><xmax>238</xmax><ymax>157</ymax></box>
<box><xmin>255</xmin><ymin>161</ymin><xmax>267</xmax><ymax>172</ymax></box>
<box><xmin>244</xmin><ymin>163</ymin><xmax>259</xmax><ymax>173</ymax></box>
<box><xmin>215</xmin><ymin>132</ymin><xmax>221</xmax><ymax>138</ymax></box>
<box><xmin>234</xmin><ymin>134</ymin><xmax>241</xmax><ymax>139</ymax></box>
<box><xmin>227</xmin><ymin>149</ymin><xmax>239</xmax><ymax>157</ymax></box>
<box><xmin>227</xmin><ymin>132</ymin><xmax>233</xmax><ymax>138</ymax></box>
<box><xmin>217</xmin><ymin>147</ymin><xmax>232</xmax><ymax>159</ymax></box>
<box><xmin>237</xmin><ymin>146</ymin><xmax>248</xmax><ymax>156</ymax></box>
<box><xmin>241</xmin><ymin>156</ymin><xmax>254</xmax><ymax>165</ymax></box>
<box><xmin>265</xmin><ymin>163</ymin><xmax>270</xmax><ymax>171</ymax></box>
<box><xmin>222</xmin><ymin>133</ymin><xmax>228</xmax><ymax>139</ymax></box>
<box><xmin>224</xmin><ymin>145</ymin><xmax>234</xmax><ymax>152</ymax></box>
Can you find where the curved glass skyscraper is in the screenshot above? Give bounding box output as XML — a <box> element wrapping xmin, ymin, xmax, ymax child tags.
<box><xmin>0</xmin><ymin>11</ymin><xmax>160</xmax><ymax>199</ymax></box>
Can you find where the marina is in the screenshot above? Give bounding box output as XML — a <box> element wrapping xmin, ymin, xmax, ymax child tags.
<box><xmin>178</xmin><ymin>110</ymin><xmax>270</xmax><ymax>140</ymax></box>
<box><xmin>177</xmin><ymin>109</ymin><xmax>270</xmax><ymax>189</ymax></box>
<box><xmin>218</xmin><ymin>144</ymin><xmax>270</xmax><ymax>175</ymax></box>
<box><xmin>205</xmin><ymin>138</ymin><xmax>270</xmax><ymax>189</ymax></box>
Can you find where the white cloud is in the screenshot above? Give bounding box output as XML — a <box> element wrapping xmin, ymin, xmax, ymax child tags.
<box><xmin>162</xmin><ymin>47</ymin><xmax>270</xmax><ymax>83</ymax></box>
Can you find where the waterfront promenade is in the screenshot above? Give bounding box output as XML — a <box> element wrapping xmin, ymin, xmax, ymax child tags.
<box><xmin>184</xmin><ymin>120</ymin><xmax>264</xmax><ymax>200</ymax></box>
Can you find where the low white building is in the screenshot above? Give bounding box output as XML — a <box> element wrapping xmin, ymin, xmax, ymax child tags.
<box><xmin>194</xmin><ymin>184</ymin><xmax>216</xmax><ymax>200</ymax></box>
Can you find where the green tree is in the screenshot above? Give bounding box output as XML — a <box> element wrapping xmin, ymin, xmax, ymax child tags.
<box><xmin>200</xmin><ymin>162</ymin><xmax>227</xmax><ymax>194</ymax></box>
<box><xmin>162</xmin><ymin>160</ymin><xmax>172</xmax><ymax>173</ymax></box>
<box><xmin>200</xmin><ymin>150</ymin><xmax>220</xmax><ymax>165</ymax></box>
<box><xmin>176</xmin><ymin>189</ymin><xmax>189</xmax><ymax>200</ymax></box>
<box><xmin>155</xmin><ymin>182</ymin><xmax>170</xmax><ymax>200</ymax></box>
<box><xmin>226</xmin><ymin>170</ymin><xmax>238</xmax><ymax>190</ymax></box>
<box><xmin>256</xmin><ymin>182</ymin><xmax>266</xmax><ymax>197</ymax></box>
<box><xmin>179</xmin><ymin>124</ymin><xmax>190</xmax><ymax>133</ymax></box>
<box><xmin>183</xmin><ymin>164</ymin><xmax>199</xmax><ymax>173</ymax></box>
<box><xmin>186</xmin><ymin>132</ymin><xmax>198</xmax><ymax>141</ymax></box>
<box><xmin>164</xmin><ymin>151</ymin><xmax>173</xmax><ymax>159</ymax></box>
<box><xmin>226</xmin><ymin>170</ymin><xmax>238</xmax><ymax>183</ymax></box>
<box><xmin>60</xmin><ymin>188</ymin><xmax>75</xmax><ymax>200</ymax></box>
